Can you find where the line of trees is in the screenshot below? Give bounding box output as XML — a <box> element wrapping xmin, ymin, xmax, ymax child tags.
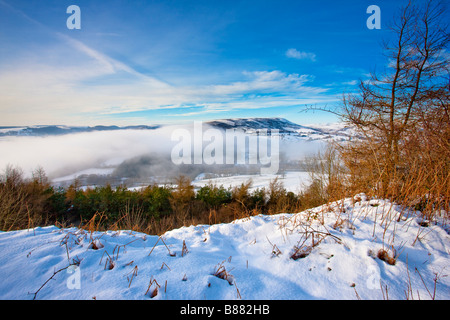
<box><xmin>0</xmin><ymin>166</ymin><xmax>327</xmax><ymax>234</ymax></box>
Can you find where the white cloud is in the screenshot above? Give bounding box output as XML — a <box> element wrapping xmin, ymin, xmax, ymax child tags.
<box><xmin>343</xmin><ymin>80</ymin><xmax>358</xmax><ymax>86</ymax></box>
<box><xmin>286</xmin><ymin>48</ymin><xmax>316</xmax><ymax>61</ymax></box>
<box><xmin>0</xmin><ymin>33</ymin><xmax>331</xmax><ymax>125</ymax></box>
<box><xmin>0</xmin><ymin>42</ymin><xmax>333</xmax><ymax>125</ymax></box>
<box><xmin>204</xmin><ymin>70</ymin><xmax>312</xmax><ymax>95</ymax></box>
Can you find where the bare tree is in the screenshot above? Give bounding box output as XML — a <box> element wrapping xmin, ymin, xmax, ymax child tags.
<box><xmin>341</xmin><ymin>0</ymin><xmax>449</xmax><ymax>196</ymax></box>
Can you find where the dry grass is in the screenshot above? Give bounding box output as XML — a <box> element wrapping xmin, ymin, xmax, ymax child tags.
<box><xmin>126</xmin><ymin>265</ymin><xmax>139</xmax><ymax>288</ymax></box>
<box><xmin>147</xmin><ymin>235</ymin><xmax>175</xmax><ymax>257</ymax></box>
<box><xmin>376</xmin><ymin>249</ymin><xmax>397</xmax><ymax>266</ymax></box>
<box><xmin>0</xmin><ymin>166</ymin><xmax>50</xmax><ymax>231</ymax></box>
<box><xmin>181</xmin><ymin>240</ymin><xmax>189</xmax><ymax>257</ymax></box>
<box><xmin>99</xmin><ymin>251</ymin><xmax>115</xmax><ymax>270</ymax></box>
<box><xmin>80</xmin><ymin>211</ymin><xmax>108</xmax><ymax>233</ymax></box>
<box><xmin>116</xmin><ymin>202</ymin><xmax>148</xmax><ymax>233</ymax></box>
<box><xmin>212</xmin><ymin>259</ymin><xmax>234</xmax><ymax>285</ymax></box>
<box><xmin>145</xmin><ymin>277</ymin><xmax>161</xmax><ymax>298</ymax></box>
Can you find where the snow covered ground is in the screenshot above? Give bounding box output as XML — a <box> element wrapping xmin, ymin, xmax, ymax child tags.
<box><xmin>0</xmin><ymin>194</ymin><xmax>448</xmax><ymax>300</ymax></box>
<box><xmin>192</xmin><ymin>171</ymin><xmax>313</xmax><ymax>194</ymax></box>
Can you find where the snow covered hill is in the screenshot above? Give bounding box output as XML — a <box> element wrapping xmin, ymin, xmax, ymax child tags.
<box><xmin>205</xmin><ymin>117</ymin><xmax>356</xmax><ymax>142</ymax></box>
<box><xmin>0</xmin><ymin>118</ymin><xmax>356</xmax><ymax>142</ymax></box>
<box><xmin>0</xmin><ymin>125</ymin><xmax>160</xmax><ymax>137</ymax></box>
<box><xmin>206</xmin><ymin>117</ymin><xmax>306</xmax><ymax>133</ymax></box>
<box><xmin>1</xmin><ymin>194</ymin><xmax>448</xmax><ymax>300</ymax></box>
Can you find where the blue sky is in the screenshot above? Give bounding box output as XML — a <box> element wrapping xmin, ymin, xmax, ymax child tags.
<box><xmin>0</xmin><ymin>0</ymin><xmax>413</xmax><ymax>126</ymax></box>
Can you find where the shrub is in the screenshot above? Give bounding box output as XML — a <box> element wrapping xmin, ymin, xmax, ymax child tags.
<box><xmin>196</xmin><ymin>183</ymin><xmax>231</xmax><ymax>209</ymax></box>
<box><xmin>0</xmin><ymin>165</ymin><xmax>51</xmax><ymax>231</ymax></box>
<box><xmin>141</xmin><ymin>185</ymin><xmax>172</xmax><ymax>218</ymax></box>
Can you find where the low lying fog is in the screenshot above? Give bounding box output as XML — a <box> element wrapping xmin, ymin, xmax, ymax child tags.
<box><xmin>0</xmin><ymin>124</ymin><xmax>326</xmax><ymax>186</ymax></box>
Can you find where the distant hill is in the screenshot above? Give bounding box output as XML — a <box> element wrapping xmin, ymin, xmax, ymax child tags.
<box><xmin>204</xmin><ymin>117</ymin><xmax>305</xmax><ymax>133</ymax></box>
<box><xmin>0</xmin><ymin>125</ymin><xmax>160</xmax><ymax>137</ymax></box>
<box><xmin>205</xmin><ymin>117</ymin><xmax>356</xmax><ymax>142</ymax></box>
<box><xmin>0</xmin><ymin>118</ymin><xmax>356</xmax><ymax>142</ymax></box>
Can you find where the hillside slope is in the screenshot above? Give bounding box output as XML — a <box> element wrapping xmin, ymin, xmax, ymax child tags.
<box><xmin>0</xmin><ymin>194</ymin><xmax>448</xmax><ymax>300</ymax></box>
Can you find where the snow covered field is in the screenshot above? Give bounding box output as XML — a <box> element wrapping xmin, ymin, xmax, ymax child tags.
<box><xmin>192</xmin><ymin>171</ymin><xmax>313</xmax><ymax>194</ymax></box>
<box><xmin>0</xmin><ymin>194</ymin><xmax>448</xmax><ymax>301</ymax></box>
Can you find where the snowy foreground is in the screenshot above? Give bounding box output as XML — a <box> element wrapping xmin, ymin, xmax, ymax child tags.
<box><xmin>0</xmin><ymin>194</ymin><xmax>449</xmax><ymax>300</ymax></box>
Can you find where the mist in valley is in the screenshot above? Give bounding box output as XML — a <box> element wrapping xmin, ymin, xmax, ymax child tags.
<box><xmin>0</xmin><ymin>123</ymin><xmax>327</xmax><ymax>188</ymax></box>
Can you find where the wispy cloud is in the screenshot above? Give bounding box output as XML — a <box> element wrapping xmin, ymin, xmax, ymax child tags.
<box><xmin>0</xmin><ymin>22</ymin><xmax>335</xmax><ymax>126</ymax></box>
<box><xmin>285</xmin><ymin>48</ymin><xmax>316</xmax><ymax>62</ymax></box>
<box><xmin>202</xmin><ymin>71</ymin><xmax>315</xmax><ymax>96</ymax></box>
<box><xmin>0</xmin><ymin>2</ymin><xmax>338</xmax><ymax>125</ymax></box>
<box><xmin>57</xmin><ymin>34</ymin><xmax>168</xmax><ymax>86</ymax></box>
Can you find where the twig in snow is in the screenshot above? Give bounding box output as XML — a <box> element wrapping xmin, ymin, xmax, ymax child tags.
<box><xmin>235</xmin><ymin>281</ymin><xmax>242</xmax><ymax>299</ymax></box>
<box><xmin>126</xmin><ymin>265</ymin><xmax>138</xmax><ymax>288</ymax></box>
<box><xmin>160</xmin><ymin>262</ymin><xmax>171</xmax><ymax>271</ymax></box>
<box><xmin>181</xmin><ymin>240</ymin><xmax>189</xmax><ymax>257</ymax></box>
<box><xmin>266</xmin><ymin>236</ymin><xmax>282</xmax><ymax>257</ymax></box>
<box><xmin>145</xmin><ymin>277</ymin><xmax>161</xmax><ymax>298</ymax></box>
<box><xmin>148</xmin><ymin>236</ymin><xmax>175</xmax><ymax>257</ymax></box>
<box><xmin>30</xmin><ymin>264</ymin><xmax>73</xmax><ymax>300</ymax></box>
<box><xmin>148</xmin><ymin>236</ymin><xmax>161</xmax><ymax>256</ymax></box>
<box><xmin>380</xmin><ymin>282</ymin><xmax>389</xmax><ymax>300</ymax></box>
<box><xmin>213</xmin><ymin>260</ymin><xmax>234</xmax><ymax>285</ymax></box>
<box><xmin>414</xmin><ymin>267</ymin><xmax>444</xmax><ymax>300</ymax></box>
<box><xmin>99</xmin><ymin>250</ymin><xmax>115</xmax><ymax>270</ymax></box>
